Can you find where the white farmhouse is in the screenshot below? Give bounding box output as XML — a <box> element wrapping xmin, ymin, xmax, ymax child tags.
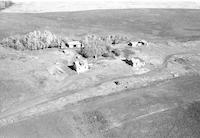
<box><xmin>73</xmin><ymin>56</ymin><xmax>89</xmax><ymax>74</ymax></box>
<box><xmin>66</xmin><ymin>41</ymin><xmax>84</xmax><ymax>48</ymax></box>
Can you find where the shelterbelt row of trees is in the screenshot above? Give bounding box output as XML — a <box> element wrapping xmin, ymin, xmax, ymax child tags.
<box><xmin>0</xmin><ymin>1</ymin><xmax>14</xmax><ymax>10</ymax></box>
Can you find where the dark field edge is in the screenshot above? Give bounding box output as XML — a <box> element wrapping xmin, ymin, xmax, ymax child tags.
<box><xmin>0</xmin><ymin>1</ymin><xmax>14</xmax><ymax>11</ymax></box>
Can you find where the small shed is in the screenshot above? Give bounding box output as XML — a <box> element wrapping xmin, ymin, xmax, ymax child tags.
<box><xmin>128</xmin><ymin>40</ymin><xmax>148</xmax><ymax>47</ymax></box>
<box><xmin>66</xmin><ymin>41</ymin><xmax>83</xmax><ymax>48</ymax></box>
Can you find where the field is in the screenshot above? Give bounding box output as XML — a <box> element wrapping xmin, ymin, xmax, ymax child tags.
<box><xmin>1</xmin><ymin>9</ymin><xmax>200</xmax><ymax>41</ymax></box>
<box><xmin>1</xmin><ymin>9</ymin><xmax>200</xmax><ymax>138</ymax></box>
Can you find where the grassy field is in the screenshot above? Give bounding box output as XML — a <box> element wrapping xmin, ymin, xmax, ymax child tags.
<box><xmin>0</xmin><ymin>9</ymin><xmax>200</xmax><ymax>42</ymax></box>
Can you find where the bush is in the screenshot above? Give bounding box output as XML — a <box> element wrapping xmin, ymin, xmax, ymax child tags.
<box><xmin>0</xmin><ymin>30</ymin><xmax>63</xmax><ymax>50</ymax></box>
<box><xmin>102</xmin><ymin>52</ymin><xmax>113</xmax><ymax>57</ymax></box>
<box><xmin>83</xmin><ymin>34</ymin><xmax>129</xmax><ymax>46</ymax></box>
<box><xmin>0</xmin><ymin>1</ymin><xmax>14</xmax><ymax>10</ymax></box>
<box><xmin>80</xmin><ymin>35</ymin><xmax>111</xmax><ymax>58</ymax></box>
<box><xmin>112</xmin><ymin>49</ymin><xmax>121</xmax><ymax>56</ymax></box>
<box><xmin>100</xmin><ymin>35</ymin><xmax>129</xmax><ymax>45</ymax></box>
<box><xmin>1</xmin><ymin>35</ymin><xmax>24</xmax><ymax>50</ymax></box>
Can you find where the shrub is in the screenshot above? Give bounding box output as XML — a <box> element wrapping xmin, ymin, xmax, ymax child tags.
<box><xmin>0</xmin><ymin>30</ymin><xmax>63</xmax><ymax>50</ymax></box>
<box><xmin>80</xmin><ymin>35</ymin><xmax>111</xmax><ymax>58</ymax></box>
<box><xmin>0</xmin><ymin>1</ymin><xmax>14</xmax><ymax>10</ymax></box>
<box><xmin>0</xmin><ymin>35</ymin><xmax>25</xmax><ymax>50</ymax></box>
<box><xmin>102</xmin><ymin>52</ymin><xmax>112</xmax><ymax>57</ymax></box>
<box><xmin>101</xmin><ymin>35</ymin><xmax>129</xmax><ymax>45</ymax></box>
<box><xmin>83</xmin><ymin>34</ymin><xmax>129</xmax><ymax>46</ymax></box>
<box><xmin>112</xmin><ymin>49</ymin><xmax>121</xmax><ymax>56</ymax></box>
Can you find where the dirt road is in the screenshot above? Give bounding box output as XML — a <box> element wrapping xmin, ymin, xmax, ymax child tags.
<box><xmin>1</xmin><ymin>74</ymin><xmax>200</xmax><ymax>138</ymax></box>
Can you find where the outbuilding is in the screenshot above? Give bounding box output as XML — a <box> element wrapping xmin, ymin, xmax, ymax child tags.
<box><xmin>126</xmin><ymin>56</ymin><xmax>146</xmax><ymax>68</ymax></box>
<box><xmin>66</xmin><ymin>41</ymin><xmax>84</xmax><ymax>48</ymax></box>
<box><xmin>128</xmin><ymin>40</ymin><xmax>148</xmax><ymax>47</ymax></box>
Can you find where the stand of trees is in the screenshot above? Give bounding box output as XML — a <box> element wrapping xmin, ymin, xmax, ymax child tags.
<box><xmin>0</xmin><ymin>1</ymin><xmax>14</xmax><ymax>10</ymax></box>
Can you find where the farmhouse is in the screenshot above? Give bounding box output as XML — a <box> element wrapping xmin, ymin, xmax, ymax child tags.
<box><xmin>66</xmin><ymin>41</ymin><xmax>83</xmax><ymax>48</ymax></box>
<box><xmin>128</xmin><ymin>40</ymin><xmax>148</xmax><ymax>47</ymax></box>
<box><xmin>126</xmin><ymin>56</ymin><xmax>146</xmax><ymax>68</ymax></box>
<box><xmin>72</xmin><ymin>56</ymin><xmax>89</xmax><ymax>74</ymax></box>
